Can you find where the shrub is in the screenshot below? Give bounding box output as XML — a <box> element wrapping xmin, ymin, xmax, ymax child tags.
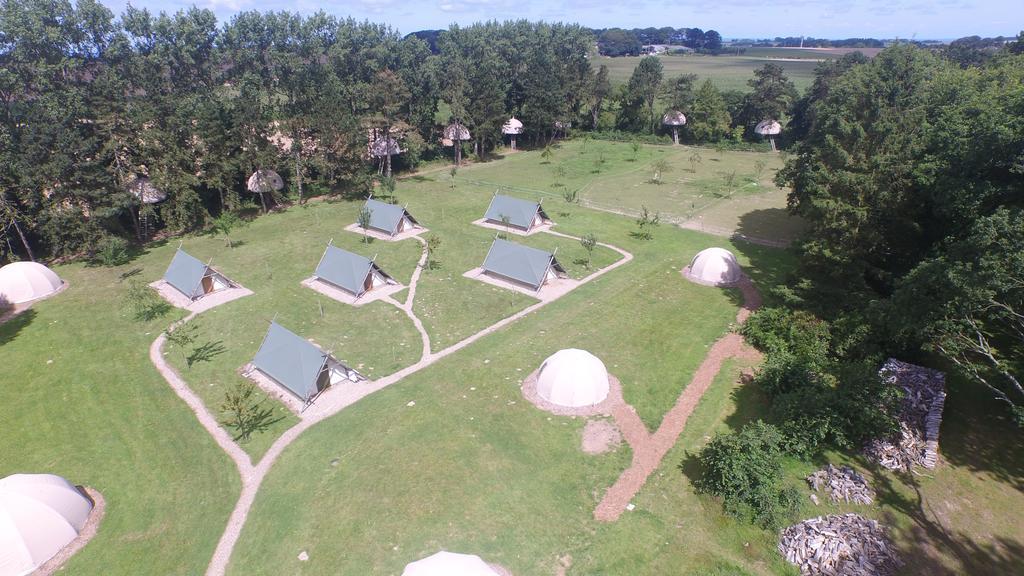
<box><xmin>694</xmin><ymin>421</ymin><xmax>801</xmax><ymax>529</ymax></box>
<box><xmin>125</xmin><ymin>280</ymin><xmax>171</xmax><ymax>321</ymax></box>
<box><xmin>221</xmin><ymin>381</ymin><xmax>278</xmax><ymax>442</ymax></box>
<box><xmin>742</xmin><ymin>307</ymin><xmax>831</xmax><ymax>361</ymax></box>
<box><xmin>92</xmin><ymin>235</ymin><xmax>131</xmax><ymax>267</ymax></box>
<box><xmin>753</xmin><ymin>350</ymin><xmax>824</xmax><ymax>396</ymax></box>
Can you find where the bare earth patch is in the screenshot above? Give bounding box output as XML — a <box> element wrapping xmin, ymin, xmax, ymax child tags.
<box><xmin>471</xmin><ymin>217</ymin><xmax>553</xmax><ymax>236</ymax></box>
<box><xmin>300</xmin><ymin>276</ymin><xmax>406</xmax><ymax>307</ymax></box>
<box><xmin>149</xmin><ymin>280</ymin><xmax>253</xmax><ymax>314</ymax></box>
<box><xmin>463</xmin><ymin>267</ymin><xmax>581</xmax><ymax>301</ymax></box>
<box><xmin>240</xmin><ymin>363</ymin><xmax>310</xmax><ymax>415</ymax></box>
<box><xmin>521</xmin><ymin>369</ymin><xmax>624</xmax><ymax>417</ymax></box>
<box><xmin>343</xmin><ymin>222</ymin><xmax>429</xmax><ymax>242</ymax></box>
<box><xmin>582</xmin><ymin>419</ymin><xmax>623</xmax><ymax>455</ymax></box>
<box><xmin>0</xmin><ymin>280</ymin><xmax>69</xmax><ymax>326</ymax></box>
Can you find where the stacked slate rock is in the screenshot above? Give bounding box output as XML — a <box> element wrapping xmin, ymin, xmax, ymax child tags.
<box><xmin>807</xmin><ymin>465</ymin><xmax>874</xmax><ymax>505</ymax></box>
<box><xmin>865</xmin><ymin>359</ymin><xmax>946</xmax><ymax>471</ymax></box>
<box><xmin>779</xmin><ymin>514</ymin><xmax>902</xmax><ymax>576</ymax></box>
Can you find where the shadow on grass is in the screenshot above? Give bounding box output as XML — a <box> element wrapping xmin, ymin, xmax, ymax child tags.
<box><xmin>868</xmin><ymin>462</ymin><xmax>1024</xmax><ymax>575</ymax></box>
<box><xmin>119</xmin><ymin>267</ymin><xmax>143</xmax><ymax>282</ymax></box>
<box><xmin>932</xmin><ymin>370</ymin><xmax>1024</xmax><ymax>490</ymax></box>
<box><xmin>85</xmin><ymin>238</ymin><xmax>169</xmax><ymax>269</ymax></box>
<box><xmin>723</xmin><ymin>377</ymin><xmax>772</xmax><ymax>433</ymax></box>
<box><xmin>729</xmin><ymin>239</ymin><xmax>799</xmax><ymax>309</ymax></box>
<box><xmin>735</xmin><ymin>208</ymin><xmax>806</xmax><ymax>246</ymax></box>
<box><xmin>187</xmin><ymin>340</ymin><xmax>227</xmax><ymax>368</ymax></box>
<box><xmin>0</xmin><ymin>308</ymin><xmax>35</xmax><ymax>347</ymax></box>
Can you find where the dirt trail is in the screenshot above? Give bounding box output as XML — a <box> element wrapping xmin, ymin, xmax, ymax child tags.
<box><xmin>145</xmin><ymin>229</ymin><xmax>633</xmax><ymax>576</ymax></box>
<box><xmin>594</xmin><ymin>276</ymin><xmax>762</xmax><ymax>522</ymax></box>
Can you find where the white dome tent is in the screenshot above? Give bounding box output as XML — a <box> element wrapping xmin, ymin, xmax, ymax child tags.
<box><xmin>402</xmin><ymin>551</ymin><xmax>501</xmax><ymax>576</ymax></box>
<box><xmin>0</xmin><ymin>261</ymin><xmax>64</xmax><ymax>305</ymax></box>
<box><xmin>536</xmin><ymin>349</ymin><xmax>610</xmax><ymax>408</ymax></box>
<box><xmin>683</xmin><ymin>247</ymin><xmax>743</xmax><ymax>287</ymax></box>
<box><xmin>0</xmin><ymin>473</ymin><xmax>94</xmax><ymax>576</ymax></box>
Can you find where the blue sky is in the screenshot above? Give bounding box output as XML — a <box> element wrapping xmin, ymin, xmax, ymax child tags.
<box><xmin>97</xmin><ymin>0</ymin><xmax>1020</xmax><ymax>39</ymax></box>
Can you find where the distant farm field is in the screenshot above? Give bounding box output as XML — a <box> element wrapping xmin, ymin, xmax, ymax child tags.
<box><xmin>598</xmin><ymin>53</ymin><xmax>822</xmax><ymax>92</ymax></box>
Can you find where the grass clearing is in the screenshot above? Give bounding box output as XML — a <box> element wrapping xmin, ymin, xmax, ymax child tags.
<box><xmin>597</xmin><ymin>53</ymin><xmax>820</xmax><ymax>92</ymax></box>
<box><xmin>0</xmin><ymin>261</ymin><xmax>238</xmax><ymax>575</ymax></box>
<box><xmin>224</xmin><ymin>221</ymin><xmax>791</xmax><ymax>575</ymax></box>
<box><xmin>5</xmin><ymin>139</ymin><xmax>1020</xmax><ymax>576</ymax></box>
<box><xmin>454</xmin><ymin>139</ymin><xmax>804</xmax><ymax>244</ymax></box>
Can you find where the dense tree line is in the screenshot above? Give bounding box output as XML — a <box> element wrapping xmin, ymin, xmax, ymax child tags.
<box><xmin>595</xmin><ymin>26</ymin><xmax>722</xmax><ymax>56</ymax></box>
<box><xmin>696</xmin><ymin>41</ymin><xmax>1023</xmax><ymax>527</ymax></box>
<box><xmin>0</xmin><ymin>1</ymin><xmax>792</xmax><ymax>263</ymax></box>
<box><xmin>0</xmin><ymin>2</ymin><xmax>595</xmax><ymax>260</ymax></box>
<box><xmin>774</xmin><ymin>43</ymin><xmax>1024</xmax><ymax>422</ymax></box>
<box><xmin>766</xmin><ymin>37</ymin><xmax>885</xmax><ymax>48</ymax></box>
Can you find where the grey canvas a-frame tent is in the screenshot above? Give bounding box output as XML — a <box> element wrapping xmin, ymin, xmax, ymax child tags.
<box><xmin>163</xmin><ymin>248</ymin><xmax>234</xmax><ymax>301</ymax></box>
<box><xmin>313</xmin><ymin>243</ymin><xmax>397</xmax><ymax>298</ymax></box>
<box><xmin>361</xmin><ymin>198</ymin><xmax>421</xmax><ymax>237</ymax></box>
<box><xmin>481</xmin><ymin>238</ymin><xmax>566</xmax><ymax>292</ymax></box>
<box><xmin>252</xmin><ymin>321</ymin><xmax>360</xmax><ymax>403</ymax></box>
<box><xmin>483</xmin><ymin>194</ymin><xmax>551</xmax><ymax>232</ymax></box>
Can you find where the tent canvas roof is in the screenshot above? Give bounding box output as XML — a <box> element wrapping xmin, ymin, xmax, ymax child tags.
<box><xmin>481</xmin><ymin>238</ymin><xmax>564</xmax><ymax>291</ymax></box>
<box><xmin>252</xmin><ymin>322</ymin><xmax>333</xmax><ymax>401</ymax></box>
<box><xmin>363</xmin><ymin>198</ymin><xmax>419</xmax><ymax>235</ymax></box>
<box><xmin>314</xmin><ymin>244</ymin><xmax>392</xmax><ymax>296</ymax></box>
<box><xmin>163</xmin><ymin>249</ymin><xmax>211</xmax><ymax>300</ymax></box>
<box><xmin>483</xmin><ymin>195</ymin><xmax>548</xmax><ymax>230</ymax></box>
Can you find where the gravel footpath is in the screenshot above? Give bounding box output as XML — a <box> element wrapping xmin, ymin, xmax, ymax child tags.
<box><xmin>200</xmin><ymin>231</ymin><xmax>633</xmax><ymax>575</ymax></box>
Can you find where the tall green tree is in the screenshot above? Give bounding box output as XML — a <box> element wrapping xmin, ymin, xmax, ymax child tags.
<box><xmin>624</xmin><ymin>56</ymin><xmax>663</xmax><ymax>134</ymax></box>
<box><xmin>688</xmin><ymin>79</ymin><xmax>731</xmax><ymax>142</ymax></box>
<box><xmin>741</xmin><ymin>63</ymin><xmax>798</xmax><ymax>132</ymax></box>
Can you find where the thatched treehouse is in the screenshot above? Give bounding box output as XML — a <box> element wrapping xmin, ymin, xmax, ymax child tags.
<box><xmin>126</xmin><ymin>176</ymin><xmax>167</xmax><ymax>204</ymax></box>
<box><xmin>755</xmin><ymin>119</ymin><xmax>782</xmax><ymax>151</ymax></box>
<box><xmin>367</xmin><ymin>127</ymin><xmax>404</xmax><ymax>177</ymax></box>
<box><xmin>247</xmin><ymin>169</ymin><xmax>284</xmax><ymax>212</ymax></box>
<box><xmin>553</xmin><ymin>120</ymin><xmax>571</xmax><ymax>139</ymax></box>
<box><xmin>662</xmin><ymin>111</ymin><xmax>687</xmax><ymax>145</ymax></box>
<box><xmin>502</xmin><ymin>117</ymin><xmax>523</xmax><ymax>150</ymax></box>
<box><xmin>125</xmin><ymin>175</ymin><xmax>166</xmax><ymax>240</ymax></box>
<box><xmin>442</xmin><ymin>122</ymin><xmax>471</xmax><ymax>165</ymax></box>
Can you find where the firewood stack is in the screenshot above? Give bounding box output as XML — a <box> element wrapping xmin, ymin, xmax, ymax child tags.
<box><xmin>865</xmin><ymin>359</ymin><xmax>946</xmax><ymax>471</ymax></box>
<box><xmin>807</xmin><ymin>465</ymin><xmax>874</xmax><ymax>505</ymax></box>
<box><xmin>779</xmin><ymin>514</ymin><xmax>902</xmax><ymax>576</ymax></box>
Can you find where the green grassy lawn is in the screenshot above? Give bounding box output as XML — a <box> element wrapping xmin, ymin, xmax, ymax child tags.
<box><xmin>597</xmin><ymin>53</ymin><xmax>820</xmax><ymax>92</ymax></box>
<box><xmin>5</xmin><ymin>139</ymin><xmax>1020</xmax><ymax>576</ymax></box>
<box><xmin>160</xmin><ymin>205</ymin><xmax>426</xmax><ymax>459</ymax></box>
<box><xmin>153</xmin><ymin>140</ymin><xmax>785</xmax><ymax>460</ymax></box>
<box><xmin>0</xmin><ymin>262</ymin><xmax>239</xmax><ymax>574</ymax></box>
<box><xmin>454</xmin><ymin>139</ymin><xmax>804</xmax><ymax>244</ymax></box>
<box><xmin>224</xmin><ymin>219</ymin><xmax>792</xmax><ymax>575</ymax></box>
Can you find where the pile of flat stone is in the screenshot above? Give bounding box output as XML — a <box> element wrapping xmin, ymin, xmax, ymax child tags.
<box><xmin>865</xmin><ymin>359</ymin><xmax>946</xmax><ymax>471</ymax></box>
<box><xmin>779</xmin><ymin>514</ymin><xmax>902</xmax><ymax>576</ymax></box>
<box><xmin>807</xmin><ymin>465</ymin><xmax>874</xmax><ymax>505</ymax></box>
